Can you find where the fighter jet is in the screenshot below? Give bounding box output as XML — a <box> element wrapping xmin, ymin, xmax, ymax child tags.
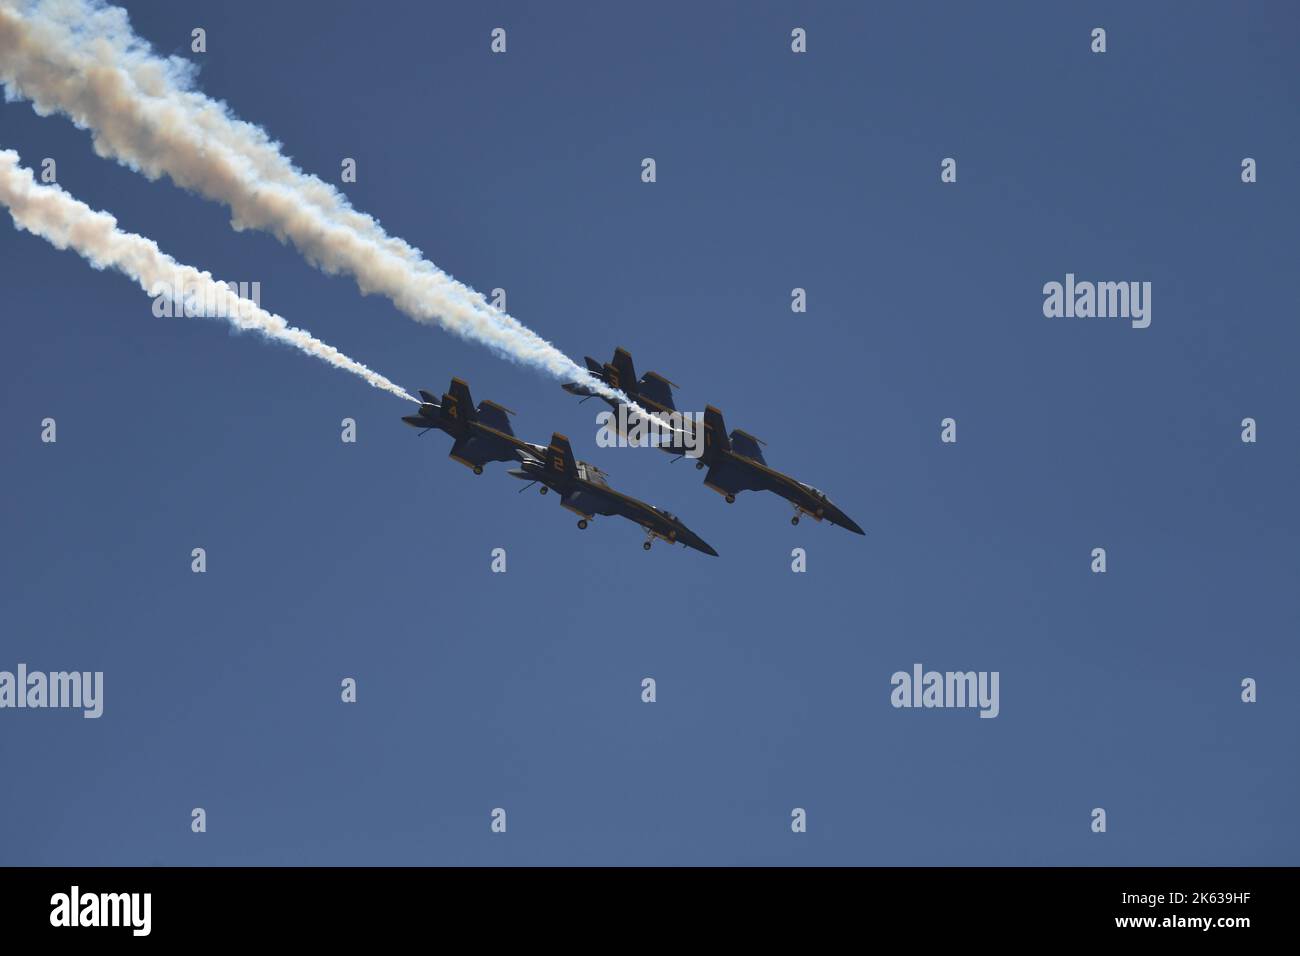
<box><xmin>562</xmin><ymin>346</ymin><xmax>677</xmax><ymax>412</ymax></box>
<box><xmin>507</xmin><ymin>433</ymin><xmax>718</xmax><ymax>555</ymax></box>
<box><xmin>562</xmin><ymin>346</ymin><xmax>695</xmax><ymax>456</ymax></box>
<box><xmin>402</xmin><ymin>378</ymin><xmax>543</xmax><ymax>473</ymax></box>
<box><xmin>697</xmin><ymin>406</ymin><xmax>865</xmax><ymax>535</ymax></box>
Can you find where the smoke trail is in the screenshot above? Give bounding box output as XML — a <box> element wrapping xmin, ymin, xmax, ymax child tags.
<box><xmin>0</xmin><ymin>0</ymin><xmax>668</xmax><ymax>424</ymax></box>
<box><xmin>0</xmin><ymin>149</ymin><xmax>418</xmax><ymax>403</ymax></box>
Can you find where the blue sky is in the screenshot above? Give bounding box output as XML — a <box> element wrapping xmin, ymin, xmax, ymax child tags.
<box><xmin>0</xmin><ymin>0</ymin><xmax>1296</xmax><ymax>865</ymax></box>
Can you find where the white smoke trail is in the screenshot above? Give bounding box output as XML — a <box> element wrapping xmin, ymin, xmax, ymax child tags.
<box><xmin>0</xmin><ymin>0</ymin><xmax>669</xmax><ymax>424</ymax></box>
<box><xmin>0</xmin><ymin>148</ymin><xmax>418</xmax><ymax>403</ymax></box>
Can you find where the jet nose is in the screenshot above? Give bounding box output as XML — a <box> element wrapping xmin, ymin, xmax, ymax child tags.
<box><xmin>679</xmin><ymin>529</ymin><xmax>719</xmax><ymax>556</ymax></box>
<box><xmin>832</xmin><ymin>509</ymin><xmax>866</xmax><ymax>535</ymax></box>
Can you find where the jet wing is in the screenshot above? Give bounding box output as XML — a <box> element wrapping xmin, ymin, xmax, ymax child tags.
<box><xmin>703</xmin><ymin>460</ymin><xmax>760</xmax><ymax>497</ymax></box>
<box><xmin>568</xmin><ymin>484</ymin><xmax>658</xmax><ymax>527</ymax></box>
<box><xmin>560</xmin><ymin>488</ymin><xmax>610</xmax><ymax>519</ymax></box>
<box><xmin>448</xmin><ymin>434</ymin><xmax>516</xmax><ymax>470</ymax></box>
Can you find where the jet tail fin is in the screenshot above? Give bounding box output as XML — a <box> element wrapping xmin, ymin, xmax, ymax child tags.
<box><xmin>544</xmin><ymin>433</ymin><xmax>579</xmax><ymax>478</ymax></box>
<box><xmin>729</xmin><ymin>429</ymin><xmax>767</xmax><ymax>463</ymax></box>
<box><xmin>638</xmin><ymin>371</ymin><xmax>677</xmax><ymax>410</ymax></box>
<box><xmin>608</xmin><ymin>347</ymin><xmax>637</xmax><ymax>392</ymax></box>
<box><xmin>475</xmin><ymin>399</ymin><xmax>515</xmax><ymax>436</ymax></box>
<box><xmin>445</xmin><ymin>378</ymin><xmax>477</xmax><ymax>422</ymax></box>
<box><xmin>703</xmin><ymin>406</ymin><xmax>732</xmax><ymax>455</ymax></box>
